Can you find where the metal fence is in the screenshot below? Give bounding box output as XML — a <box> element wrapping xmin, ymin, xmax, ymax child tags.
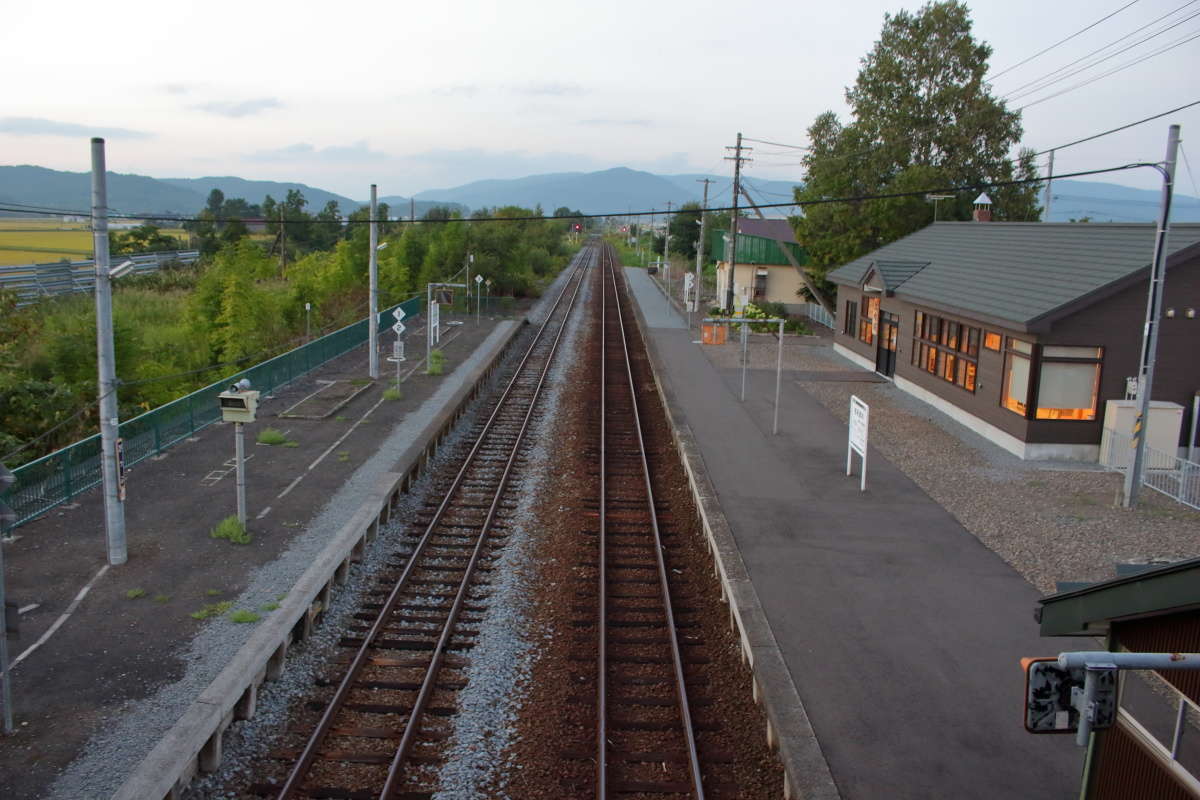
<box><xmin>1099</xmin><ymin>428</ymin><xmax>1200</xmax><ymax>510</ymax></box>
<box><xmin>1</xmin><ymin>295</ymin><xmax>424</xmax><ymax>532</ymax></box>
<box><xmin>796</xmin><ymin>302</ymin><xmax>835</xmax><ymax>330</ymax></box>
<box><xmin>0</xmin><ymin>251</ymin><xmax>200</xmax><ymax>307</ymax></box>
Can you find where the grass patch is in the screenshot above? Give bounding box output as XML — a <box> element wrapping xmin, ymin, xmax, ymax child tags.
<box><xmin>210</xmin><ymin>515</ymin><xmax>252</xmax><ymax>545</ymax></box>
<box><xmin>382</xmin><ymin>387</ymin><xmax>402</xmax><ymax>401</ymax></box>
<box><xmin>261</xmin><ymin>601</ymin><xmax>280</xmax><ymax>611</ymax></box>
<box><xmin>337</xmin><ymin>451</ymin><xmax>350</xmax><ymax>462</ymax></box>
<box><xmin>153</xmin><ymin>594</ymin><xmax>171</xmax><ymax>604</ymax></box>
<box><xmin>206</xmin><ymin>589</ymin><xmax>223</xmax><ymax>597</ymax></box>
<box><xmin>256</xmin><ymin>427</ymin><xmax>293</xmax><ymax>446</ymax></box>
<box><xmin>427</xmin><ymin>349</ymin><xmax>445</xmax><ymax>376</ymax></box>
<box><xmin>349</xmin><ymin>377</ymin><xmax>372</xmax><ymax>386</ymax></box>
<box><xmin>335</xmin><ymin>414</ymin><xmax>348</xmax><ymax>422</ymax></box>
<box><xmin>190</xmin><ymin>600</ymin><xmax>233</xmax><ymax>620</ymax></box>
<box><xmin>282</xmin><ymin>440</ymin><xmax>299</xmax><ymax>448</ymax></box>
<box><xmin>125</xmin><ymin>588</ymin><xmax>147</xmax><ymax>600</ymax></box>
<box><xmin>228</xmin><ymin>609</ymin><xmax>261</xmax><ymax>623</ymax></box>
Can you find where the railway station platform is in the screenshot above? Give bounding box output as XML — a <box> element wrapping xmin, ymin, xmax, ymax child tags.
<box><xmin>623</xmin><ymin>267</ymin><xmax>1083</xmax><ymax>799</ymax></box>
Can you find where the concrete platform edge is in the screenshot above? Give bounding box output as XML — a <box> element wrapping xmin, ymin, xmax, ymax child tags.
<box><xmin>111</xmin><ymin>319</ymin><xmax>524</xmax><ymax>800</ymax></box>
<box><xmin>629</xmin><ymin>298</ymin><xmax>841</xmax><ymax>800</ymax></box>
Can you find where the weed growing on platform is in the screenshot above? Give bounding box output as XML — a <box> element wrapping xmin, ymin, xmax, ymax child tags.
<box><xmin>228</xmin><ymin>609</ymin><xmax>260</xmax><ymax>623</ymax></box>
<box><xmin>211</xmin><ymin>516</ymin><xmax>251</xmax><ymax>544</ymax></box>
<box><xmin>261</xmin><ymin>601</ymin><xmax>280</xmax><ymax>611</ymax></box>
<box><xmin>335</xmin><ymin>414</ymin><xmax>348</xmax><ymax>421</ymax></box>
<box><xmin>190</xmin><ymin>600</ymin><xmax>233</xmax><ymax>620</ymax></box>
<box><xmin>349</xmin><ymin>377</ymin><xmax>372</xmax><ymax>386</ymax></box>
<box><xmin>256</xmin><ymin>428</ymin><xmax>293</xmax><ymax>446</ymax></box>
<box><xmin>383</xmin><ymin>387</ymin><xmax>402</xmax><ymax>401</ymax></box>
<box><xmin>153</xmin><ymin>594</ymin><xmax>171</xmax><ymax>604</ymax></box>
<box><xmin>206</xmin><ymin>589</ymin><xmax>222</xmax><ymax>597</ymax></box>
<box><xmin>427</xmin><ymin>349</ymin><xmax>445</xmax><ymax>376</ymax></box>
<box><xmin>125</xmin><ymin>588</ymin><xmax>147</xmax><ymax>599</ymax></box>
<box><xmin>337</xmin><ymin>451</ymin><xmax>350</xmax><ymax>462</ymax></box>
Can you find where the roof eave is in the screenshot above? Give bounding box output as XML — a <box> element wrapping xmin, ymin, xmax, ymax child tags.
<box><xmin>1037</xmin><ymin>557</ymin><xmax>1200</xmax><ymax>637</ymax></box>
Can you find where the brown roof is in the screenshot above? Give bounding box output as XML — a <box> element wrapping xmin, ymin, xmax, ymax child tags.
<box><xmin>734</xmin><ymin>218</ymin><xmax>797</xmax><ymax>244</ymax></box>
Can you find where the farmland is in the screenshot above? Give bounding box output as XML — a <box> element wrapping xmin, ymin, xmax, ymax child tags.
<box><xmin>0</xmin><ymin>218</ymin><xmax>190</xmax><ymax>266</ymax></box>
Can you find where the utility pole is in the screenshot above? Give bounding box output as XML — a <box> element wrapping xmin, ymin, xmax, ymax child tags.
<box><xmin>278</xmin><ymin>205</ymin><xmax>286</xmax><ymax>275</ymax></box>
<box><xmin>410</xmin><ymin>197</ymin><xmax>415</xmax><ymax>224</ymax></box>
<box><xmin>368</xmin><ymin>185</ymin><xmax>379</xmax><ymax>380</ymax></box>
<box><xmin>91</xmin><ymin>138</ymin><xmax>127</xmax><ymax>566</ymax></box>
<box><xmin>724</xmin><ymin>132</ymin><xmax>751</xmax><ymax>313</ymax></box>
<box><xmin>663</xmin><ymin>201</ymin><xmax>672</xmax><ymax>294</ymax></box>
<box><xmin>1044</xmin><ymin>149</ymin><xmax>1056</xmax><ymax>221</ymax></box>
<box><xmin>1123</xmin><ymin>125</ymin><xmax>1180</xmax><ymax>508</ymax></box>
<box><xmin>696</xmin><ymin>178</ymin><xmax>712</xmax><ymax>275</ymax></box>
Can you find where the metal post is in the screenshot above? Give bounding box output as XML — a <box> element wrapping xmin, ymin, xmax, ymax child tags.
<box><xmin>91</xmin><ymin>138</ymin><xmax>126</xmax><ymax>566</ymax></box>
<box><xmin>774</xmin><ymin>319</ymin><xmax>784</xmax><ymax>435</ymax></box>
<box><xmin>0</xmin><ymin>539</ymin><xmax>12</xmax><ymax>734</ymax></box>
<box><xmin>1189</xmin><ymin>390</ymin><xmax>1199</xmax><ymax>464</ymax></box>
<box><xmin>305</xmin><ymin>302</ymin><xmax>311</xmax><ymax>341</ymax></box>
<box><xmin>235</xmin><ymin>422</ymin><xmax>246</xmax><ymax>527</ymax></box>
<box><xmin>426</xmin><ymin>283</ymin><xmax>432</xmax><ymax>367</ymax></box>
<box><xmin>696</xmin><ymin>178</ymin><xmax>711</xmax><ymax>327</ymax></box>
<box><xmin>740</xmin><ymin>321</ymin><xmax>748</xmax><ymax>402</ymax></box>
<box><xmin>663</xmin><ymin>201</ymin><xmax>672</xmax><ymax>299</ymax></box>
<box><xmin>1123</xmin><ymin>125</ymin><xmax>1180</xmax><ymax>508</ymax></box>
<box><xmin>1044</xmin><ymin>149</ymin><xmax>1056</xmax><ymax>221</ymax></box>
<box><xmin>368</xmin><ymin>185</ymin><xmax>379</xmax><ymax>380</ymax></box>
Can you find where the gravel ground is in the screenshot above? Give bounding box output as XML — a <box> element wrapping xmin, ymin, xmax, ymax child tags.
<box><xmin>431</xmin><ymin>263</ymin><xmax>590</xmax><ymax>799</ymax></box>
<box><xmin>705</xmin><ymin>333</ymin><xmax>1200</xmax><ymax>594</ymax></box>
<box><xmin>46</xmin><ymin>322</ymin><xmax>519</xmax><ymax>800</ymax></box>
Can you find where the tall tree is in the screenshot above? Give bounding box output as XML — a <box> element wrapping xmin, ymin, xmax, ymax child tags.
<box><xmin>667</xmin><ymin>202</ymin><xmax>703</xmax><ymax>258</ymax></box>
<box><xmin>795</xmin><ymin>0</ymin><xmax>1041</xmax><ymax>281</ymax></box>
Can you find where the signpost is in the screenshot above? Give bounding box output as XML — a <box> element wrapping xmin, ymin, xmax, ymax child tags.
<box><xmin>683</xmin><ymin>272</ymin><xmax>696</xmax><ymax>331</ymax></box>
<box><xmin>425</xmin><ymin>282</ymin><xmax>465</xmax><ymax>367</ymax></box>
<box><xmin>847</xmin><ymin>395</ymin><xmax>869</xmax><ymax>491</ymax></box>
<box><xmin>388</xmin><ymin>306</ymin><xmax>407</xmax><ymax>387</ymax></box>
<box><xmin>475</xmin><ymin>274</ymin><xmax>483</xmax><ymax>325</ymax></box>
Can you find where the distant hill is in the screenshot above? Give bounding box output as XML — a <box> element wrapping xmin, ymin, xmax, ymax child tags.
<box><xmin>0</xmin><ymin>165</ymin><xmax>206</xmax><ymax>216</ymax></box>
<box><xmin>162</xmin><ymin>176</ymin><xmax>357</xmax><ymax>212</ymax></box>
<box><xmin>1047</xmin><ymin>179</ymin><xmax>1200</xmax><ymax>223</ymax></box>
<box><xmin>3</xmin><ymin>163</ymin><xmax>1196</xmax><ymax>225</ymax></box>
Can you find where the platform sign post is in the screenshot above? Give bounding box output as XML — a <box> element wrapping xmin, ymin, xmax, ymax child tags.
<box><xmin>389</xmin><ymin>307</ymin><xmax>407</xmax><ymax>387</ymax></box>
<box><xmin>847</xmin><ymin>395</ymin><xmax>869</xmax><ymax>491</ymax></box>
<box><xmin>475</xmin><ymin>274</ymin><xmax>483</xmax><ymax>326</ymax></box>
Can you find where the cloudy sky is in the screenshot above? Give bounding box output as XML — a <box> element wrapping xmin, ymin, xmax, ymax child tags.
<box><xmin>2</xmin><ymin>0</ymin><xmax>1198</xmax><ymax>202</ymax></box>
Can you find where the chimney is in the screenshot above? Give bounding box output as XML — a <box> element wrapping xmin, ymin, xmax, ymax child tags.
<box><xmin>973</xmin><ymin>192</ymin><xmax>993</xmax><ymax>222</ymax></box>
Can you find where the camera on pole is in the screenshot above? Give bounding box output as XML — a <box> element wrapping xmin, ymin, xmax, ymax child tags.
<box><xmin>219</xmin><ymin>378</ymin><xmax>260</xmax><ymax>423</ymax></box>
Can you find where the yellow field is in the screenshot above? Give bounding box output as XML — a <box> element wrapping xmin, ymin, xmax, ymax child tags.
<box><xmin>0</xmin><ymin>219</ymin><xmax>190</xmax><ymax>266</ymax></box>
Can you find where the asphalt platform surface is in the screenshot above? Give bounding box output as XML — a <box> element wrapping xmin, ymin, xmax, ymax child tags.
<box><xmin>623</xmin><ymin>267</ymin><xmax>1083</xmax><ymax>799</ymax></box>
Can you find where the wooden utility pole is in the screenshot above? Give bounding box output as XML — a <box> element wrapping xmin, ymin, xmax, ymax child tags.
<box><xmin>723</xmin><ymin>133</ymin><xmax>751</xmax><ymax>312</ymax></box>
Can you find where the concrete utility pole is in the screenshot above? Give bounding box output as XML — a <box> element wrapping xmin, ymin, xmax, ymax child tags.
<box><xmin>368</xmin><ymin>185</ymin><xmax>379</xmax><ymax>380</ymax></box>
<box><xmin>278</xmin><ymin>205</ymin><xmax>286</xmax><ymax>275</ymax></box>
<box><xmin>696</xmin><ymin>178</ymin><xmax>712</xmax><ymax>279</ymax></box>
<box><xmin>1123</xmin><ymin>124</ymin><xmax>1180</xmax><ymax>508</ymax></box>
<box><xmin>91</xmin><ymin>138</ymin><xmax>127</xmax><ymax>566</ymax></box>
<box><xmin>663</xmin><ymin>201</ymin><xmax>672</xmax><ymax>293</ymax></box>
<box><xmin>724</xmin><ymin>132</ymin><xmax>751</xmax><ymax>313</ymax></box>
<box><xmin>1044</xmin><ymin>150</ymin><xmax>1056</xmax><ymax>221</ymax></box>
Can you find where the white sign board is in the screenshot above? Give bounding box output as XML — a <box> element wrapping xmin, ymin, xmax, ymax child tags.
<box><xmin>846</xmin><ymin>395</ymin><xmax>869</xmax><ymax>491</ymax></box>
<box><xmin>430</xmin><ymin>302</ymin><xmax>441</xmax><ymax>345</ymax></box>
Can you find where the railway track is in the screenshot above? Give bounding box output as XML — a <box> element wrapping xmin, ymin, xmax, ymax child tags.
<box><xmin>251</xmin><ymin>244</ymin><xmax>594</xmax><ymax>799</ymax></box>
<box><xmin>585</xmin><ymin>243</ymin><xmax>709</xmax><ymax>798</ymax></box>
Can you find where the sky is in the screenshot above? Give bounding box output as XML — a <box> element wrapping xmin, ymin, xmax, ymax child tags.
<box><xmin>2</xmin><ymin>0</ymin><xmax>1199</xmax><ymax>203</ymax></box>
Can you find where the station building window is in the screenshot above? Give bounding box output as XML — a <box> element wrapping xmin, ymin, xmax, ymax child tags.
<box><xmin>1035</xmin><ymin>346</ymin><xmax>1102</xmax><ymax>421</ymax></box>
<box><xmin>858</xmin><ymin>295</ymin><xmax>879</xmax><ymax>345</ymax></box>
<box><xmin>912</xmin><ymin>310</ymin><xmax>978</xmax><ymax>392</ymax></box>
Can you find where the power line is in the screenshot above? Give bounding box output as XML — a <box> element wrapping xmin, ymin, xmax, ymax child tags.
<box><xmin>987</xmin><ymin>0</ymin><xmax>1140</xmax><ymax>81</ymax></box>
<box><xmin>998</xmin><ymin>2</ymin><xmax>1200</xmax><ymax>101</ymax></box>
<box><xmin>742</xmin><ymin>136</ymin><xmax>809</xmax><ymax>151</ymax></box>
<box><xmin>1034</xmin><ymin>99</ymin><xmax>1200</xmax><ymax>156</ymax></box>
<box><xmin>1015</xmin><ymin>30</ymin><xmax>1200</xmax><ymax>112</ymax></box>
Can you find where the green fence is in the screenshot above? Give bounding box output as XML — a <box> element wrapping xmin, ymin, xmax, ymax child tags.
<box><xmin>2</xmin><ymin>295</ymin><xmax>424</xmax><ymax>532</ymax></box>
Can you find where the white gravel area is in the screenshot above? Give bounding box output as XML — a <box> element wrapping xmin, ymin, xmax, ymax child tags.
<box><xmin>46</xmin><ymin>322</ymin><xmax>519</xmax><ymax>800</ymax></box>
<box><xmin>432</xmin><ymin>266</ymin><xmax>590</xmax><ymax>799</ymax></box>
<box><xmin>704</xmin><ymin>333</ymin><xmax>1200</xmax><ymax>595</ymax></box>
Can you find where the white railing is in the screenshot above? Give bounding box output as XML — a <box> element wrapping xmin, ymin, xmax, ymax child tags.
<box><xmin>797</xmin><ymin>302</ymin><xmax>835</xmax><ymax>330</ymax></box>
<box><xmin>1100</xmin><ymin>428</ymin><xmax>1200</xmax><ymax>510</ymax></box>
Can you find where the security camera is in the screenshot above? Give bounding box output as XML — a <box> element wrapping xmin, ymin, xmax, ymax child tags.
<box><xmin>229</xmin><ymin>378</ymin><xmax>252</xmax><ymax>393</ymax></box>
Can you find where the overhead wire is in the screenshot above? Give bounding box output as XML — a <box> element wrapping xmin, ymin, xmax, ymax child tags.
<box><xmin>987</xmin><ymin>0</ymin><xmax>1140</xmax><ymax>81</ymax></box>
<box><xmin>1034</xmin><ymin>99</ymin><xmax>1200</xmax><ymax>156</ymax></box>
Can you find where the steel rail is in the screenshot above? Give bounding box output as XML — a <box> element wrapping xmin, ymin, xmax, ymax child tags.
<box><xmin>596</xmin><ymin>244</ymin><xmax>609</xmax><ymax>799</ymax></box>
<box><xmin>379</xmin><ymin>243</ymin><xmax>591</xmax><ymax>797</ymax></box>
<box><xmin>602</xmin><ymin>245</ymin><xmax>705</xmax><ymax>798</ymax></box>
<box><xmin>274</xmin><ymin>247</ymin><xmax>593</xmax><ymax>800</ymax></box>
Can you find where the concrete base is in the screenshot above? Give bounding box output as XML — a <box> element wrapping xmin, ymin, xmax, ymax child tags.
<box><xmin>833</xmin><ymin>341</ymin><xmax>876</xmax><ymax>372</ymax></box>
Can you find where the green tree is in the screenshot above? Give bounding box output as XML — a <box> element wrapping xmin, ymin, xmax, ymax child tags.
<box><xmin>111</xmin><ymin>224</ymin><xmax>182</xmax><ymax>255</ymax></box>
<box><xmin>795</xmin><ymin>0</ymin><xmax>1041</xmax><ymax>285</ymax></box>
<box><xmin>667</xmin><ymin>202</ymin><xmax>702</xmax><ymax>258</ymax></box>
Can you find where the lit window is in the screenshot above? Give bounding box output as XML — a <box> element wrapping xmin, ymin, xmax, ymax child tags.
<box><xmin>1002</xmin><ymin>339</ymin><xmax>1032</xmax><ymax>415</ymax></box>
<box><xmin>1035</xmin><ymin>346</ymin><xmax>1102</xmax><ymax>421</ymax></box>
<box><xmin>983</xmin><ymin>332</ymin><xmax>1002</xmax><ymax>351</ymax></box>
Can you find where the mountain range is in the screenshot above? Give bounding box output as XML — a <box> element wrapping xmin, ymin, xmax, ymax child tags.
<box><xmin>2</xmin><ymin>164</ymin><xmax>1197</xmax><ymax>225</ymax></box>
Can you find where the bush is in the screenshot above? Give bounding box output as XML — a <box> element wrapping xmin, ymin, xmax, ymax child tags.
<box><xmin>785</xmin><ymin>319</ymin><xmax>812</xmax><ymax>335</ymax></box>
<box><xmin>190</xmin><ymin>600</ymin><xmax>233</xmax><ymax>620</ymax></box>
<box><xmin>210</xmin><ymin>515</ymin><xmax>251</xmax><ymax>544</ymax></box>
<box><xmin>427</xmin><ymin>349</ymin><xmax>445</xmax><ymax>376</ymax></box>
<box><xmin>228</xmin><ymin>609</ymin><xmax>260</xmax><ymax>623</ymax></box>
